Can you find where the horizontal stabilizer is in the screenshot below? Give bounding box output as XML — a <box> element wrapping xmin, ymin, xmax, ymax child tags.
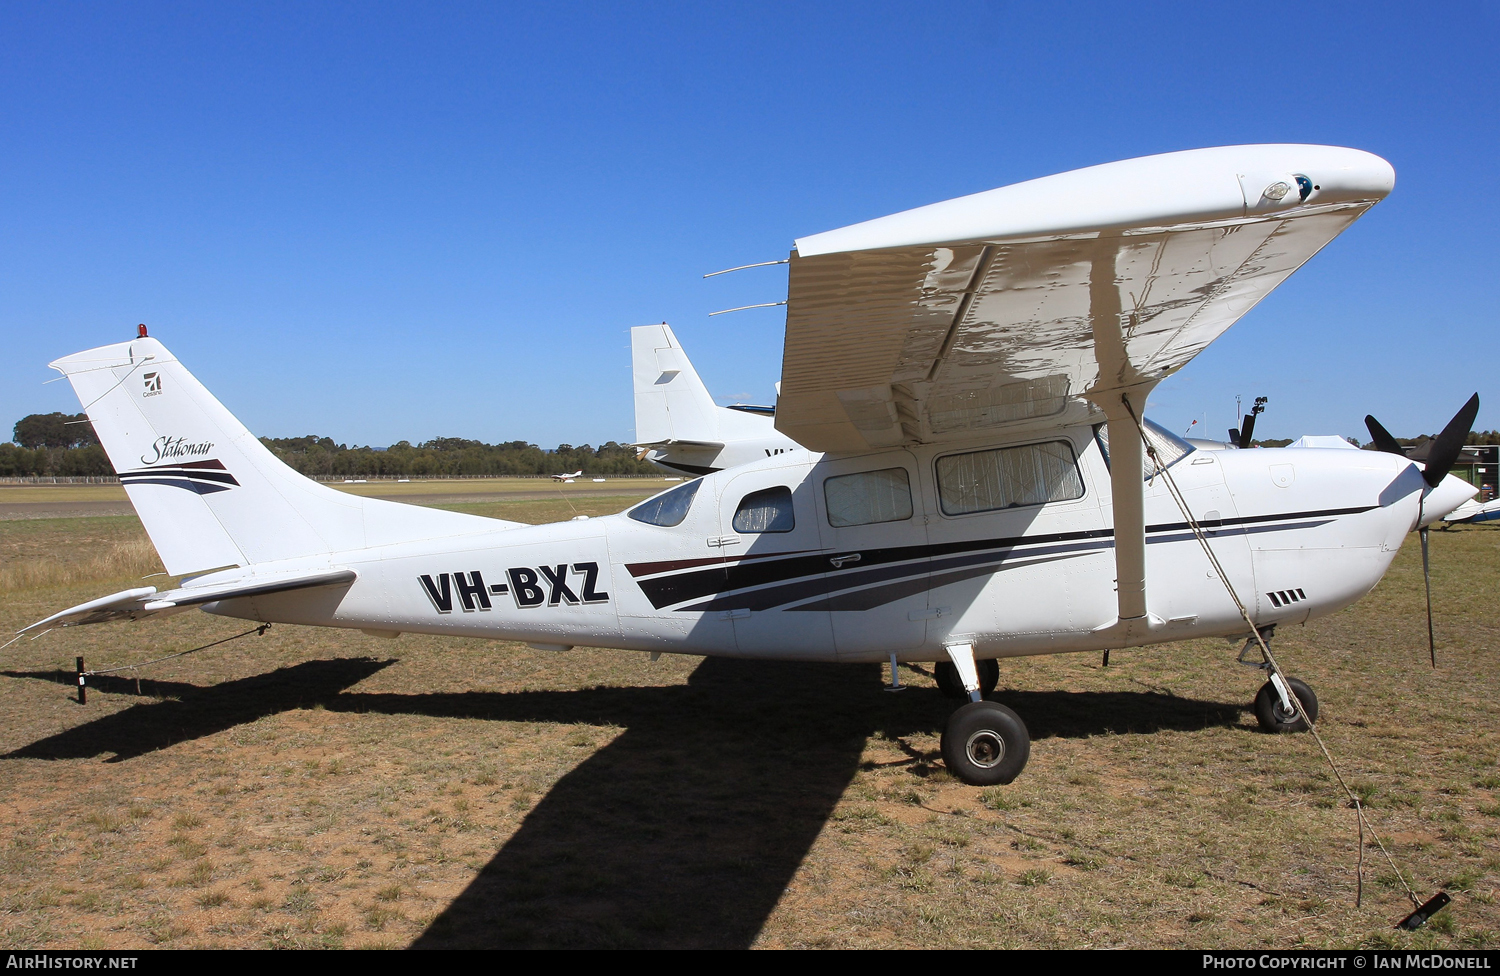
<box><xmin>631</xmin><ymin>438</ymin><xmax>726</xmax><ymax>451</ymax></box>
<box><xmin>18</xmin><ymin>568</ymin><xmax>357</xmax><ymax>633</ymax></box>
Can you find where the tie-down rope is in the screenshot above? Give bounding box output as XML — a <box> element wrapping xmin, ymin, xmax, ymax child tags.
<box><xmin>83</xmin><ymin>623</ymin><xmax>271</xmax><ymax>676</ymax></box>
<box><xmin>1120</xmin><ymin>396</ymin><xmax>1420</xmax><ymax>911</ymax></box>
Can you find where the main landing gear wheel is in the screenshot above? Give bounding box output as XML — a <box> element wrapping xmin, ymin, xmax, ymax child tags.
<box><xmin>1254</xmin><ymin>677</ymin><xmax>1319</xmax><ymax>733</ymax></box>
<box><xmin>934</xmin><ymin>658</ymin><xmax>999</xmax><ymax>699</ymax></box>
<box><xmin>941</xmin><ymin>700</ymin><xmax>1030</xmax><ymax>786</ymax></box>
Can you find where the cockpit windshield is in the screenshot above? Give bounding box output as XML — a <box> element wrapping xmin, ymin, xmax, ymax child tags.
<box><xmin>1093</xmin><ymin>418</ymin><xmax>1196</xmax><ymax>480</ymax></box>
<box><xmin>627</xmin><ymin>478</ymin><xmax>702</xmax><ymax>527</ymax></box>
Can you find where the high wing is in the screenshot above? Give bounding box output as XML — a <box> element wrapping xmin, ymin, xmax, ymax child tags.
<box><xmin>774</xmin><ymin>144</ymin><xmax>1393</xmax><ymax>631</ymax></box>
<box><xmin>17</xmin><ymin>568</ymin><xmax>357</xmax><ymax>633</ymax></box>
<box><xmin>775</xmin><ymin>145</ymin><xmax>1394</xmax><ymax>453</ymax></box>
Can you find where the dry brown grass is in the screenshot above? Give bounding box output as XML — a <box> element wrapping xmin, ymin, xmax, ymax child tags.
<box><xmin>1</xmin><ymin>494</ymin><xmax>1497</xmax><ymax>950</ymax></box>
<box><xmin>0</xmin><ymin>517</ymin><xmax>166</xmax><ymax>596</ymax></box>
<box><xmin>0</xmin><ymin>536</ymin><xmax>163</xmax><ymax>593</ymax></box>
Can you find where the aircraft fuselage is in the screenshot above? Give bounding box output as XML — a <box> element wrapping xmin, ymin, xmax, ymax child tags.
<box><xmin>198</xmin><ymin>429</ymin><xmax>1428</xmax><ymax>665</ymax></box>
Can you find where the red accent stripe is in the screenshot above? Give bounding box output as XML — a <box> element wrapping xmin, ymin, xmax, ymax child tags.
<box><xmin>627</xmin><ymin>556</ymin><xmax>724</xmax><ymax>578</ymax></box>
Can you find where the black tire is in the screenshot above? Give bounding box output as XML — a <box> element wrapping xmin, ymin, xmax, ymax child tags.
<box><xmin>1254</xmin><ymin>677</ymin><xmax>1319</xmax><ymax>733</ymax></box>
<box><xmin>941</xmin><ymin>701</ymin><xmax>1030</xmax><ymax>786</ymax></box>
<box><xmin>934</xmin><ymin>658</ymin><xmax>999</xmax><ymax>699</ymax></box>
<box><xmin>977</xmin><ymin>657</ymin><xmax>999</xmax><ymax>695</ymax></box>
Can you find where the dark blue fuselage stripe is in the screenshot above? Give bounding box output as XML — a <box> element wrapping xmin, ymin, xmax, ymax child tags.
<box><xmin>683</xmin><ymin>538</ymin><xmax>1113</xmax><ymax>612</ymax></box>
<box><xmin>635</xmin><ymin>504</ymin><xmax>1375</xmax><ymax>609</ymax></box>
<box><xmin>655</xmin><ymin>506</ymin><xmax>1373</xmax><ymax>612</ymax></box>
<box><xmin>785</xmin><ymin>554</ymin><xmax>1078</xmax><ymax>613</ymax></box>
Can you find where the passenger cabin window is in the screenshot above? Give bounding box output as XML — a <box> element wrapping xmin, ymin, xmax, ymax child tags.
<box><xmin>627</xmin><ymin>479</ymin><xmax>702</xmax><ymax>527</ymax></box>
<box><xmin>1094</xmin><ymin>419</ymin><xmax>1195</xmax><ymax>480</ymax></box>
<box><xmin>936</xmin><ymin>441</ymin><xmax>1084</xmax><ymax>516</ymax></box>
<box><xmin>824</xmin><ymin>468</ymin><xmax>913</xmax><ymax>527</ymax></box>
<box><xmin>732</xmin><ymin>486</ymin><xmax>795</xmax><ymax>533</ymax></box>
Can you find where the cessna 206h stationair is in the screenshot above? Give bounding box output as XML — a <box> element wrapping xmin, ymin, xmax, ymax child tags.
<box><xmin>22</xmin><ymin>144</ymin><xmax>1479</xmax><ymax>785</ymax></box>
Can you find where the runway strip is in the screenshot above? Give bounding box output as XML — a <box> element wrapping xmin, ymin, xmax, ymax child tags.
<box><xmin>0</xmin><ymin>480</ymin><xmax>667</xmax><ymax>520</ymax></box>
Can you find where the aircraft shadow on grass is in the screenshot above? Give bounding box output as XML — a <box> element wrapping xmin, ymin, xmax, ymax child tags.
<box><xmin>1</xmin><ymin>658</ymin><xmax>398</xmax><ymax>762</ymax></box>
<box><xmin>2</xmin><ymin>657</ymin><xmax>1245</xmax><ymax>948</ymax></box>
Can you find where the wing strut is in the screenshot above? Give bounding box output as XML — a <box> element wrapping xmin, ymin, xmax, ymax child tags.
<box><xmin>1101</xmin><ymin>393</ymin><xmax>1150</xmax><ymax>621</ymax></box>
<box><xmin>1083</xmin><ymin>246</ymin><xmax>1154</xmax><ymax>623</ymax></box>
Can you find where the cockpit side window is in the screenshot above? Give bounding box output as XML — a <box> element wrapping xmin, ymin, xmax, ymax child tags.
<box><xmin>627</xmin><ymin>478</ymin><xmax>702</xmax><ymax>527</ymax></box>
<box><xmin>1094</xmin><ymin>418</ymin><xmax>1196</xmax><ymax>480</ymax></box>
<box><xmin>732</xmin><ymin>486</ymin><xmax>795</xmax><ymax>533</ymax></box>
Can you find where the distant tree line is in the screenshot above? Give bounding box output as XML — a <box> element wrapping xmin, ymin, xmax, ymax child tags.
<box><xmin>258</xmin><ymin>435</ymin><xmax>660</xmax><ymax>477</ymax></box>
<box><xmin>5</xmin><ymin>410</ymin><xmax>1499</xmax><ymax>478</ymax></box>
<box><xmin>2</xmin><ymin>412</ymin><xmax>659</xmax><ymax>477</ymax></box>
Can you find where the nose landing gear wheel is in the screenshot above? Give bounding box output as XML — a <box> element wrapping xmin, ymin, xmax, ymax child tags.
<box><xmin>1254</xmin><ymin>677</ymin><xmax>1318</xmax><ymax>733</ymax></box>
<box><xmin>941</xmin><ymin>700</ymin><xmax>1030</xmax><ymax>785</ymax></box>
<box><xmin>934</xmin><ymin>657</ymin><xmax>999</xmax><ymax>699</ymax></box>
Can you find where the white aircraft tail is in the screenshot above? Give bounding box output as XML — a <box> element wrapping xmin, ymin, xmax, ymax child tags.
<box><xmin>51</xmin><ymin>334</ymin><xmax>517</xmax><ymax>577</ymax></box>
<box><xmin>631</xmin><ymin>323</ymin><xmax>722</xmax><ymax>446</ymax></box>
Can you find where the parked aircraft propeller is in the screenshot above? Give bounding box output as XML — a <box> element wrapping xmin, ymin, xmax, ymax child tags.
<box><xmin>1364</xmin><ymin>393</ymin><xmax>1481</xmax><ymax>667</ymax></box>
<box><xmin>1228</xmin><ymin>396</ymin><xmax>1268</xmax><ymax>449</ymax></box>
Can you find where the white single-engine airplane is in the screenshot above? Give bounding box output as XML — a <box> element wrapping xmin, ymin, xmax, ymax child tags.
<box><xmin>551</xmin><ymin>470</ymin><xmax>584</xmax><ymax>483</ymax></box>
<box><xmin>19</xmin><ymin>145</ymin><xmax>1480</xmax><ymax>786</ymax></box>
<box><xmin>631</xmin><ymin>322</ymin><xmax>800</xmax><ymax>475</ymax></box>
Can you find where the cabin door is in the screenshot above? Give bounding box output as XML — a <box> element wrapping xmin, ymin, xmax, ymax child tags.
<box><xmin>811</xmin><ymin>451</ymin><xmax>930</xmax><ymax>663</ymax></box>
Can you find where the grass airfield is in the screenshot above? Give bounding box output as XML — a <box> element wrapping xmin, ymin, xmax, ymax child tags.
<box><xmin>0</xmin><ymin>482</ymin><xmax>1497</xmax><ymax>949</ymax></box>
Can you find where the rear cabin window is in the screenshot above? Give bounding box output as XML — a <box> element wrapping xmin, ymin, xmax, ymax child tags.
<box><xmin>936</xmin><ymin>441</ymin><xmax>1084</xmax><ymax>516</ymax></box>
<box><xmin>627</xmin><ymin>479</ymin><xmax>702</xmax><ymax>527</ymax></box>
<box><xmin>824</xmin><ymin>467</ymin><xmax>913</xmax><ymax>527</ymax></box>
<box><xmin>732</xmin><ymin>486</ymin><xmax>795</xmax><ymax>533</ymax></box>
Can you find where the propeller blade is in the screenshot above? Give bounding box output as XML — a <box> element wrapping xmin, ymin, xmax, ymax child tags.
<box><xmin>1364</xmin><ymin>414</ymin><xmax>1406</xmax><ymax>456</ymax></box>
<box><xmin>1420</xmin><ymin>525</ymin><xmax>1436</xmax><ymax>668</ymax></box>
<box><xmin>1237</xmin><ymin>413</ymin><xmax>1256</xmax><ymax>449</ymax></box>
<box><xmin>1228</xmin><ymin>427</ymin><xmax>1240</xmax><ymax>446</ymax></box>
<box><xmin>1420</xmin><ymin>393</ymin><xmax>1480</xmax><ymax>488</ymax></box>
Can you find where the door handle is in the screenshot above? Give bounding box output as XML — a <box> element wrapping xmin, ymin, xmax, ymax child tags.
<box><xmin>829</xmin><ymin>553</ymin><xmax>862</xmax><ymax>569</ymax></box>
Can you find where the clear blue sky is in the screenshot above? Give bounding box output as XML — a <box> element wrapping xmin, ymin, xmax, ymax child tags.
<box><xmin>3</xmin><ymin>2</ymin><xmax>1496</xmax><ymax>448</ymax></box>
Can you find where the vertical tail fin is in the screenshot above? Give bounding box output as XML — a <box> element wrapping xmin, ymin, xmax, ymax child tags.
<box><xmin>51</xmin><ymin>336</ymin><xmax>515</xmax><ymax>576</ymax></box>
<box><xmin>630</xmin><ymin>323</ymin><xmax>721</xmax><ymax>445</ymax></box>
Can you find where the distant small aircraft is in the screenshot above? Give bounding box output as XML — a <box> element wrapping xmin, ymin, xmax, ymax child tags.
<box><xmin>631</xmin><ymin>323</ymin><xmax>801</xmax><ymax>475</ymax></box>
<box><xmin>552</xmin><ymin>470</ymin><xmax>583</xmax><ymax>483</ymax></box>
<box><xmin>16</xmin><ymin>145</ymin><xmax>1480</xmax><ymax>788</ymax></box>
<box><xmin>1442</xmin><ymin>497</ymin><xmax>1500</xmax><ymax>525</ymax></box>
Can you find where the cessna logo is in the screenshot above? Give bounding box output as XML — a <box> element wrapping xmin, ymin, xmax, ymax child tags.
<box><xmin>143</xmin><ymin>372</ymin><xmax>163</xmax><ymax>397</ymax></box>
<box><xmin>419</xmin><ymin>563</ymin><xmax>609</xmax><ymax>613</ymax></box>
<box><xmin>140</xmin><ymin>435</ymin><xmax>215</xmax><ymax>466</ymax></box>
